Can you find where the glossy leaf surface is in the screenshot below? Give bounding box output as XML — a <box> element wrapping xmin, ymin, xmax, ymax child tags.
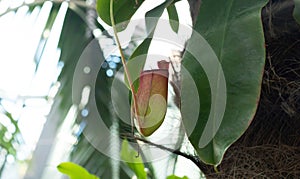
<box><xmin>96</xmin><ymin>0</ymin><xmax>144</xmax><ymax>30</ymax></box>
<box><xmin>182</xmin><ymin>0</ymin><xmax>267</xmax><ymax>165</ymax></box>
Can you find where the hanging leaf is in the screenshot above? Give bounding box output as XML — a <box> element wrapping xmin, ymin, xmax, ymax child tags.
<box><xmin>96</xmin><ymin>0</ymin><xmax>145</xmax><ymax>31</ymax></box>
<box><xmin>293</xmin><ymin>0</ymin><xmax>300</xmax><ymax>24</ymax></box>
<box><xmin>121</xmin><ymin>140</ymin><xmax>147</xmax><ymax>179</ymax></box>
<box><xmin>57</xmin><ymin>162</ymin><xmax>99</xmax><ymax>179</ymax></box>
<box><xmin>125</xmin><ymin>37</ymin><xmax>152</xmax><ymax>91</ymax></box>
<box><xmin>125</xmin><ymin>0</ymin><xmax>175</xmax><ymax>90</ymax></box>
<box><xmin>167</xmin><ymin>4</ymin><xmax>179</xmax><ymax>33</ymax></box>
<box><xmin>133</xmin><ymin>66</ymin><xmax>169</xmax><ymax>136</ymax></box>
<box><xmin>145</xmin><ymin>0</ymin><xmax>175</xmax><ymax>34</ymax></box>
<box><xmin>181</xmin><ymin>0</ymin><xmax>267</xmax><ymax>165</ymax></box>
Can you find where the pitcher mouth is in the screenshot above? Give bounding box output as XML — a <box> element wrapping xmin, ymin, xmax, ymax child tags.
<box><xmin>140</xmin><ymin>69</ymin><xmax>169</xmax><ymax>78</ymax></box>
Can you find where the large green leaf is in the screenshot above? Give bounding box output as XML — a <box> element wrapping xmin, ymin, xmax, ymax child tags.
<box><xmin>182</xmin><ymin>0</ymin><xmax>267</xmax><ymax>165</ymax></box>
<box><xmin>293</xmin><ymin>0</ymin><xmax>300</xmax><ymax>24</ymax></box>
<box><xmin>96</xmin><ymin>0</ymin><xmax>145</xmax><ymax>30</ymax></box>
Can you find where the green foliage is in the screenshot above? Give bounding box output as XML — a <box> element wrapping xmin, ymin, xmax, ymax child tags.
<box><xmin>57</xmin><ymin>6</ymin><xmax>116</xmax><ymax>179</ymax></box>
<box><xmin>167</xmin><ymin>175</ymin><xmax>189</xmax><ymax>179</ymax></box>
<box><xmin>293</xmin><ymin>0</ymin><xmax>300</xmax><ymax>24</ymax></box>
<box><xmin>125</xmin><ymin>38</ymin><xmax>152</xmax><ymax>91</ymax></box>
<box><xmin>167</xmin><ymin>4</ymin><xmax>179</xmax><ymax>33</ymax></box>
<box><xmin>145</xmin><ymin>0</ymin><xmax>175</xmax><ymax>34</ymax></box>
<box><xmin>182</xmin><ymin>0</ymin><xmax>268</xmax><ymax>165</ymax></box>
<box><xmin>58</xmin><ymin>8</ymin><xmax>92</xmax><ymax>118</ymax></box>
<box><xmin>121</xmin><ymin>140</ymin><xmax>147</xmax><ymax>179</ymax></box>
<box><xmin>0</xmin><ymin>111</ymin><xmax>20</xmax><ymax>157</ymax></box>
<box><xmin>96</xmin><ymin>0</ymin><xmax>145</xmax><ymax>31</ymax></box>
<box><xmin>57</xmin><ymin>162</ymin><xmax>99</xmax><ymax>179</ymax></box>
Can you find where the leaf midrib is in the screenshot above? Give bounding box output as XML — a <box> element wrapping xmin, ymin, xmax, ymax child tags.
<box><xmin>211</xmin><ymin>0</ymin><xmax>234</xmax><ymax>164</ymax></box>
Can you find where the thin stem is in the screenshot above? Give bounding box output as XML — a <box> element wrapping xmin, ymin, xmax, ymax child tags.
<box><xmin>109</xmin><ymin>0</ymin><xmax>139</xmax><ymax>135</ymax></box>
<box><xmin>122</xmin><ymin>134</ymin><xmax>208</xmax><ymax>172</ymax></box>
